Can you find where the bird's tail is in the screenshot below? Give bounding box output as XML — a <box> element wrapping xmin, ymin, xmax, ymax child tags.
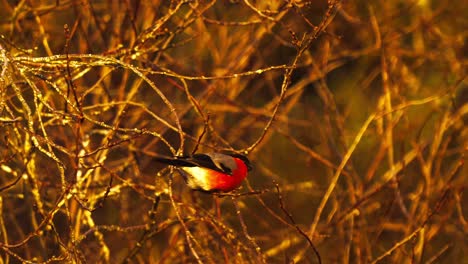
<box><xmin>153</xmin><ymin>155</ymin><xmax>195</xmax><ymax>167</ymax></box>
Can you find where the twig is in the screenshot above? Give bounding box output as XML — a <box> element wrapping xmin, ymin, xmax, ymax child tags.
<box><xmin>274</xmin><ymin>183</ymin><xmax>322</xmax><ymax>264</ymax></box>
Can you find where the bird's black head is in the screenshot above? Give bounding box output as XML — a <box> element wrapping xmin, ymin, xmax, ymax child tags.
<box><xmin>229</xmin><ymin>153</ymin><xmax>253</xmax><ymax>171</ymax></box>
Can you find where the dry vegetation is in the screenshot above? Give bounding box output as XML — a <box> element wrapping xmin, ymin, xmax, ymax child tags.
<box><xmin>0</xmin><ymin>0</ymin><xmax>467</xmax><ymax>263</ymax></box>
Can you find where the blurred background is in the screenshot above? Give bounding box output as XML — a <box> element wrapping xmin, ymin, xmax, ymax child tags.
<box><xmin>0</xmin><ymin>0</ymin><xmax>466</xmax><ymax>263</ymax></box>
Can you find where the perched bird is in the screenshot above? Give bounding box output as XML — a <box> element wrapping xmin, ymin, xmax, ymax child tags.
<box><xmin>154</xmin><ymin>152</ymin><xmax>252</xmax><ymax>192</ymax></box>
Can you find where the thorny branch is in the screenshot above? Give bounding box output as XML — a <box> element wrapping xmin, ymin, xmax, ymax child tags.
<box><xmin>0</xmin><ymin>0</ymin><xmax>466</xmax><ymax>263</ymax></box>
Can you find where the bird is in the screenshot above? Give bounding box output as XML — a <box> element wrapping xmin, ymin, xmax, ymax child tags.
<box><xmin>153</xmin><ymin>152</ymin><xmax>252</xmax><ymax>192</ymax></box>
